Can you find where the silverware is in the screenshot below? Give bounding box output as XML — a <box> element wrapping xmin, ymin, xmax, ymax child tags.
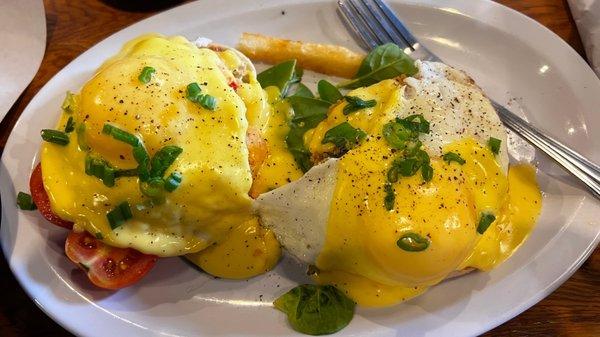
<box><xmin>338</xmin><ymin>0</ymin><xmax>600</xmax><ymax>198</ymax></box>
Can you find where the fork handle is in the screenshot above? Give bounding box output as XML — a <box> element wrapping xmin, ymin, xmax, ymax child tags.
<box><xmin>493</xmin><ymin>102</ymin><xmax>600</xmax><ymax>198</ymax></box>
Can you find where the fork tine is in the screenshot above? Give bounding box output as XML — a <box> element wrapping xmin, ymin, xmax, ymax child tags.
<box><xmin>338</xmin><ymin>0</ymin><xmax>379</xmax><ymax>50</ymax></box>
<box><xmin>359</xmin><ymin>0</ymin><xmax>412</xmax><ymax>50</ymax></box>
<box><xmin>372</xmin><ymin>0</ymin><xmax>420</xmax><ymax>49</ymax></box>
<box><xmin>346</xmin><ymin>0</ymin><xmax>394</xmax><ymax>45</ymax></box>
<box><xmin>343</xmin><ymin>0</ymin><xmax>387</xmax><ymax>46</ymax></box>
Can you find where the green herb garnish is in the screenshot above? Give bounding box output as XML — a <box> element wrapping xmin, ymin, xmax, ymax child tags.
<box><xmin>76</xmin><ymin>123</ymin><xmax>90</xmax><ymax>151</ymax></box>
<box><xmin>61</xmin><ymin>91</ymin><xmax>77</xmax><ymax>114</ymax></box>
<box><xmin>164</xmin><ymin>172</ymin><xmax>182</xmax><ymax>192</ymax></box>
<box><xmin>291</xmin><ymin>83</ymin><xmax>314</xmax><ymax>98</ymax></box>
<box><xmin>317</xmin><ymin>80</ymin><xmax>343</xmax><ymax>104</ymax></box>
<box><xmin>16</xmin><ymin>192</ymin><xmax>36</xmax><ymax>210</ymax></box>
<box><xmin>85</xmin><ymin>155</ymin><xmax>117</xmax><ymax>187</ymax></box>
<box><xmin>421</xmin><ymin>163</ymin><xmax>433</xmax><ymax>182</ymax></box>
<box><xmin>342</xmin><ymin>96</ymin><xmax>376</xmax><ymax>115</ymax></box>
<box><xmin>488</xmin><ymin>137</ymin><xmax>501</xmax><ymax>155</ymax></box>
<box><xmin>106</xmin><ymin>201</ymin><xmax>133</xmax><ymax>229</ymax></box>
<box><xmin>197</xmin><ymin>93</ymin><xmax>217</xmax><ymax>110</ymax></box>
<box><xmin>140</xmin><ymin>177</ymin><xmax>166</xmax><ymax>202</ymax></box>
<box><xmin>257</xmin><ymin>59</ymin><xmax>303</xmax><ymax>97</ymax></box>
<box><xmin>339</xmin><ymin>43</ymin><xmax>418</xmax><ymax>89</ymax></box>
<box><xmin>95</xmin><ymin>232</ymin><xmax>104</xmax><ymax>240</ymax></box>
<box><xmin>285</xmin><ymin>96</ymin><xmax>330</xmax><ymax>172</ymax></box>
<box><xmin>186</xmin><ymin>82</ymin><xmax>217</xmax><ymax>111</ymax></box>
<box><xmin>274</xmin><ymin>284</ymin><xmax>355</xmax><ymax>336</ymax></box>
<box><xmin>186</xmin><ymin>82</ymin><xmax>202</xmax><ymax>101</ymax></box>
<box><xmin>64</xmin><ymin>116</ymin><xmax>75</xmax><ymax>133</ymax></box>
<box><xmin>396</xmin><ymin>232</ymin><xmax>430</xmax><ymax>252</ymax></box>
<box><xmin>138</xmin><ymin>66</ymin><xmax>155</xmax><ymax>84</ymax></box>
<box><xmin>41</xmin><ymin>129</ymin><xmax>69</xmax><ymax>146</ymax></box>
<box><xmin>133</xmin><ymin>145</ymin><xmax>151</xmax><ymax>182</ymax></box>
<box><xmin>384</xmin><ymin>183</ymin><xmax>396</xmax><ymax>210</ymax></box>
<box><xmin>102</xmin><ymin>124</ymin><xmax>140</xmax><ymax>147</ymax></box>
<box><xmin>321</xmin><ymin>122</ymin><xmax>366</xmax><ymax>154</ymax></box>
<box><xmin>442</xmin><ymin>152</ymin><xmax>466</xmax><ymax>165</ymax></box>
<box><xmin>149</xmin><ymin>145</ymin><xmax>183</xmax><ymax>177</ymax></box>
<box><xmin>477</xmin><ymin>212</ymin><xmax>496</xmax><ymax>234</ymax></box>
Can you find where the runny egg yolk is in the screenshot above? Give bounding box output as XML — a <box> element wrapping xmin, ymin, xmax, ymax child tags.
<box><xmin>41</xmin><ymin>34</ymin><xmax>256</xmax><ymax>257</ymax></box>
<box><xmin>312</xmin><ymin>137</ymin><xmax>541</xmax><ymax>307</ymax></box>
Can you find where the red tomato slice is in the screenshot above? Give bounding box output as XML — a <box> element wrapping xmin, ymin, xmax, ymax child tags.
<box><xmin>29</xmin><ymin>163</ymin><xmax>74</xmax><ymax>229</ymax></box>
<box><xmin>65</xmin><ymin>231</ymin><xmax>158</xmax><ymax>290</ymax></box>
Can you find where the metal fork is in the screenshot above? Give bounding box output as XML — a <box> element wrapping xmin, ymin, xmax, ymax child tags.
<box><xmin>338</xmin><ymin>0</ymin><xmax>600</xmax><ymax>199</ymax></box>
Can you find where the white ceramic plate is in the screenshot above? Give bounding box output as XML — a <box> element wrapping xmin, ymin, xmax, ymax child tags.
<box><xmin>2</xmin><ymin>1</ymin><xmax>599</xmax><ymax>336</ymax></box>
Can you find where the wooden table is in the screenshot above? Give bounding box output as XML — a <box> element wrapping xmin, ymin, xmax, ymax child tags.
<box><xmin>0</xmin><ymin>0</ymin><xmax>597</xmax><ymax>335</ymax></box>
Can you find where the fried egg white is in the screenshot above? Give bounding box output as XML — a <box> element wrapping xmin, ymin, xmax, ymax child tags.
<box><xmin>256</xmin><ymin>61</ymin><xmax>541</xmax><ymax>306</ymax></box>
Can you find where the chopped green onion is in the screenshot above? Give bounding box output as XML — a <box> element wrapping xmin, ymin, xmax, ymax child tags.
<box><xmin>198</xmin><ymin>94</ymin><xmax>217</xmax><ymax>111</ymax></box>
<box><xmin>16</xmin><ymin>192</ymin><xmax>36</xmax><ymax>210</ymax></box>
<box><xmin>477</xmin><ymin>212</ymin><xmax>496</xmax><ymax>234</ymax></box>
<box><xmin>442</xmin><ymin>152</ymin><xmax>466</xmax><ymax>165</ymax></box>
<box><xmin>382</xmin><ymin>121</ymin><xmax>413</xmax><ymax>150</ymax></box>
<box><xmin>95</xmin><ymin>232</ymin><xmax>104</xmax><ymax>240</ymax></box>
<box><xmin>186</xmin><ymin>82</ymin><xmax>217</xmax><ymax>111</ymax></box>
<box><xmin>321</xmin><ymin>122</ymin><xmax>366</xmax><ymax>153</ymax></box>
<box><xmin>85</xmin><ymin>155</ymin><xmax>116</xmax><ymax>187</ymax></box>
<box><xmin>164</xmin><ymin>172</ymin><xmax>182</xmax><ymax>192</ymax></box>
<box><xmin>150</xmin><ymin>145</ymin><xmax>183</xmax><ymax>178</ymax></box>
<box><xmin>396</xmin><ymin>233</ymin><xmax>430</xmax><ymax>252</ymax></box>
<box><xmin>387</xmin><ymin>165</ymin><xmax>399</xmax><ymax>183</ymax></box>
<box><xmin>64</xmin><ymin>116</ymin><xmax>75</xmax><ymax>133</ymax></box>
<box><xmin>488</xmin><ymin>137</ymin><xmax>501</xmax><ymax>155</ymax></box>
<box><xmin>397</xmin><ymin>114</ymin><xmax>430</xmax><ymax>134</ymax></box>
<box><xmin>106</xmin><ymin>201</ymin><xmax>133</xmax><ymax>229</ymax></box>
<box><xmin>61</xmin><ymin>91</ymin><xmax>77</xmax><ymax>114</ymax></box>
<box><xmin>41</xmin><ymin>129</ymin><xmax>69</xmax><ymax>146</ymax></box>
<box><xmin>133</xmin><ymin>145</ymin><xmax>150</xmax><ymax>182</ymax></box>
<box><xmin>186</xmin><ymin>82</ymin><xmax>203</xmax><ymax>102</ymax></box>
<box><xmin>384</xmin><ymin>183</ymin><xmax>395</xmax><ymax>211</ymax></box>
<box><xmin>102</xmin><ymin>124</ymin><xmax>140</xmax><ymax>147</ymax></box>
<box><xmin>76</xmin><ymin>123</ymin><xmax>90</xmax><ymax>151</ymax></box>
<box><xmin>140</xmin><ymin>177</ymin><xmax>165</xmax><ymax>199</ymax></box>
<box><xmin>342</xmin><ymin>96</ymin><xmax>376</xmax><ymax>115</ymax></box>
<box><xmin>421</xmin><ymin>163</ymin><xmax>433</xmax><ymax>182</ymax></box>
<box><xmin>138</xmin><ymin>66</ymin><xmax>155</xmax><ymax>84</ymax></box>
<box><xmin>115</xmin><ymin>169</ymin><xmax>138</xmax><ymax>178</ymax></box>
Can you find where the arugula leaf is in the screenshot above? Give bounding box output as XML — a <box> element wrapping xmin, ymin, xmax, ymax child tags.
<box><xmin>339</xmin><ymin>43</ymin><xmax>417</xmax><ymax>89</ymax></box>
<box><xmin>291</xmin><ymin>83</ymin><xmax>314</xmax><ymax>98</ymax></box>
<box><xmin>322</xmin><ymin>122</ymin><xmax>366</xmax><ymax>153</ymax></box>
<box><xmin>274</xmin><ymin>284</ymin><xmax>355</xmax><ymax>335</ymax></box>
<box><xmin>318</xmin><ymin>80</ymin><xmax>343</xmax><ymax>104</ymax></box>
<box><xmin>285</xmin><ymin>96</ymin><xmax>330</xmax><ymax>172</ymax></box>
<box><xmin>343</xmin><ymin>96</ymin><xmax>376</xmax><ymax>115</ymax></box>
<box><xmin>257</xmin><ymin>60</ymin><xmax>302</xmax><ymax>97</ymax></box>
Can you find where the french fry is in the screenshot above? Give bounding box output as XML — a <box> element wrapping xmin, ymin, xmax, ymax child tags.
<box><xmin>237</xmin><ymin>32</ymin><xmax>364</xmax><ymax>78</ymax></box>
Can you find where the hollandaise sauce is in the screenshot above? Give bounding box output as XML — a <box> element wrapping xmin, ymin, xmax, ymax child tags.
<box><xmin>41</xmin><ymin>35</ymin><xmax>257</xmax><ymax>257</ymax></box>
<box><xmin>312</xmin><ymin>138</ymin><xmax>540</xmax><ymax>307</ymax></box>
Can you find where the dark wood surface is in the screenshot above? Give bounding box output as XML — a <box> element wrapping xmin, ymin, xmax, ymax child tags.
<box><xmin>0</xmin><ymin>0</ymin><xmax>597</xmax><ymax>336</ymax></box>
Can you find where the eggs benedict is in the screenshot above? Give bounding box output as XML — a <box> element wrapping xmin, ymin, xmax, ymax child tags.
<box><xmin>257</xmin><ymin>59</ymin><xmax>542</xmax><ymax>307</ymax></box>
<box><xmin>33</xmin><ymin>34</ymin><xmax>282</xmax><ymax>287</ymax></box>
